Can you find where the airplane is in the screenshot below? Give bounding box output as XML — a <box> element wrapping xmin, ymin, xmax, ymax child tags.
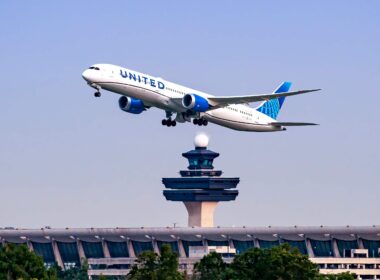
<box><xmin>82</xmin><ymin>64</ymin><xmax>321</xmax><ymax>132</ymax></box>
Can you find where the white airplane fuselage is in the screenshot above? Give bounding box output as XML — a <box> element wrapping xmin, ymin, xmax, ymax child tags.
<box><xmin>82</xmin><ymin>64</ymin><xmax>285</xmax><ymax>132</ymax></box>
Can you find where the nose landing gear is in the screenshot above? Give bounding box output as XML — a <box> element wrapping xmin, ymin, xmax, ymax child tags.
<box><xmin>90</xmin><ymin>83</ymin><xmax>102</xmax><ymax>97</ymax></box>
<box><xmin>193</xmin><ymin>118</ymin><xmax>208</xmax><ymax>126</ymax></box>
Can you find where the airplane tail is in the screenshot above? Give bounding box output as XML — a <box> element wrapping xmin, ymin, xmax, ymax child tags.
<box><xmin>255</xmin><ymin>81</ymin><xmax>292</xmax><ymax>119</ymax></box>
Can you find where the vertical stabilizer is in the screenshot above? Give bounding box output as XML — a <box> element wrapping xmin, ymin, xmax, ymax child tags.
<box><xmin>256</xmin><ymin>81</ymin><xmax>292</xmax><ymax>119</ymax></box>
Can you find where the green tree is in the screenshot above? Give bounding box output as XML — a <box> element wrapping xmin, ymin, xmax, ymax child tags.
<box><xmin>319</xmin><ymin>272</ymin><xmax>355</xmax><ymax>280</ymax></box>
<box><xmin>127</xmin><ymin>250</ymin><xmax>158</xmax><ymax>280</ymax></box>
<box><xmin>193</xmin><ymin>244</ymin><xmax>322</xmax><ymax>280</ymax></box>
<box><xmin>193</xmin><ymin>252</ymin><xmax>227</xmax><ymax>280</ymax></box>
<box><xmin>0</xmin><ymin>243</ymin><xmax>57</xmax><ymax>280</ymax></box>
<box><xmin>227</xmin><ymin>244</ymin><xmax>320</xmax><ymax>280</ymax></box>
<box><xmin>51</xmin><ymin>261</ymin><xmax>88</xmax><ymax>280</ymax></box>
<box><xmin>157</xmin><ymin>244</ymin><xmax>183</xmax><ymax>280</ymax></box>
<box><xmin>127</xmin><ymin>244</ymin><xmax>184</xmax><ymax>280</ymax></box>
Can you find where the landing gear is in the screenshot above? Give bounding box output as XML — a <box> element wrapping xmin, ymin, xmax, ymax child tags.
<box><xmin>90</xmin><ymin>83</ymin><xmax>101</xmax><ymax>97</ymax></box>
<box><xmin>161</xmin><ymin>111</ymin><xmax>176</xmax><ymax>127</ymax></box>
<box><xmin>193</xmin><ymin>118</ymin><xmax>208</xmax><ymax>126</ymax></box>
<box><xmin>162</xmin><ymin>119</ymin><xmax>176</xmax><ymax>127</ymax></box>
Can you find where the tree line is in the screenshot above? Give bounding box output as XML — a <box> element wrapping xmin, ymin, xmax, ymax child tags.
<box><xmin>0</xmin><ymin>243</ymin><xmax>355</xmax><ymax>280</ymax></box>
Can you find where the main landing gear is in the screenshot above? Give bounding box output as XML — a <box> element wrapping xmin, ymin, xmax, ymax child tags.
<box><xmin>193</xmin><ymin>118</ymin><xmax>208</xmax><ymax>126</ymax></box>
<box><xmin>94</xmin><ymin>91</ymin><xmax>101</xmax><ymax>97</ymax></box>
<box><xmin>162</xmin><ymin>119</ymin><xmax>176</xmax><ymax>127</ymax></box>
<box><xmin>162</xmin><ymin>111</ymin><xmax>176</xmax><ymax>127</ymax></box>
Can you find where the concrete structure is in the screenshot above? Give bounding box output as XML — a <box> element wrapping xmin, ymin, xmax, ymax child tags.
<box><xmin>1</xmin><ymin>226</ymin><xmax>380</xmax><ymax>279</ymax></box>
<box><xmin>162</xmin><ymin>134</ymin><xmax>239</xmax><ymax>227</ymax></box>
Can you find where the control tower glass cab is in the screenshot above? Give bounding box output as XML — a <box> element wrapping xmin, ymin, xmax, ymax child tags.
<box><xmin>180</xmin><ymin>146</ymin><xmax>223</xmax><ymax>177</ymax></box>
<box><xmin>162</xmin><ymin>135</ymin><xmax>239</xmax><ymax>227</ymax></box>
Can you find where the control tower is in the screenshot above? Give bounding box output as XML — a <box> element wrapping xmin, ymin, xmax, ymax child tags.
<box><xmin>162</xmin><ymin>134</ymin><xmax>239</xmax><ymax>227</ymax></box>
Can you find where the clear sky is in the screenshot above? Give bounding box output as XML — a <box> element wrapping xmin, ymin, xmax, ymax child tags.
<box><xmin>0</xmin><ymin>0</ymin><xmax>379</xmax><ymax>228</ymax></box>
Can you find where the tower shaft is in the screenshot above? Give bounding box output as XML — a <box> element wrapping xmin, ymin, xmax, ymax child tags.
<box><xmin>184</xmin><ymin>201</ymin><xmax>218</xmax><ymax>227</ymax></box>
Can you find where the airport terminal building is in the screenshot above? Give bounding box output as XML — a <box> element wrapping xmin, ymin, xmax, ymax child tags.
<box><xmin>1</xmin><ymin>226</ymin><xmax>380</xmax><ymax>279</ymax></box>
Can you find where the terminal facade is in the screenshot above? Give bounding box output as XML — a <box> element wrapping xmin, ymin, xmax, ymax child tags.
<box><xmin>0</xmin><ymin>226</ymin><xmax>380</xmax><ymax>279</ymax></box>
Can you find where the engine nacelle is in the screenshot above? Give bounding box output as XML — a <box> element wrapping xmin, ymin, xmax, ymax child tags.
<box><xmin>182</xmin><ymin>94</ymin><xmax>209</xmax><ymax>112</ymax></box>
<box><xmin>118</xmin><ymin>96</ymin><xmax>145</xmax><ymax>114</ymax></box>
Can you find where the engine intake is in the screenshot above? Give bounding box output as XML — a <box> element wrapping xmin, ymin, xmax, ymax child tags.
<box><xmin>118</xmin><ymin>96</ymin><xmax>145</xmax><ymax>114</ymax></box>
<box><xmin>182</xmin><ymin>94</ymin><xmax>209</xmax><ymax>112</ymax></box>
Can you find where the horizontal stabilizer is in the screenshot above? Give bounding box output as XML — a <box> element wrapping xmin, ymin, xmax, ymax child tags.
<box><xmin>270</xmin><ymin>122</ymin><xmax>319</xmax><ymax>127</ymax></box>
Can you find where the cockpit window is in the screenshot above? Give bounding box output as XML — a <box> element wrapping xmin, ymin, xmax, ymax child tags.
<box><xmin>89</xmin><ymin>66</ymin><xmax>100</xmax><ymax>70</ymax></box>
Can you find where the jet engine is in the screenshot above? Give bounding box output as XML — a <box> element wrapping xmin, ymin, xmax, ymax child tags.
<box><xmin>118</xmin><ymin>96</ymin><xmax>145</xmax><ymax>114</ymax></box>
<box><xmin>182</xmin><ymin>94</ymin><xmax>209</xmax><ymax>112</ymax></box>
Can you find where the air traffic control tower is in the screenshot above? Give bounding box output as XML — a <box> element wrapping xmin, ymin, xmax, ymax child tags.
<box><xmin>162</xmin><ymin>134</ymin><xmax>239</xmax><ymax>227</ymax></box>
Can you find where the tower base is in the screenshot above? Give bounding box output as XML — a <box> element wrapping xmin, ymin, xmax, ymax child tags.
<box><xmin>183</xmin><ymin>201</ymin><xmax>218</xmax><ymax>227</ymax></box>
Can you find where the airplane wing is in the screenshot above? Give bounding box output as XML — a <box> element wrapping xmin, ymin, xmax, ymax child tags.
<box><xmin>207</xmin><ymin>89</ymin><xmax>321</xmax><ymax>108</ymax></box>
<box><xmin>170</xmin><ymin>98</ymin><xmax>183</xmax><ymax>106</ymax></box>
<box><xmin>270</xmin><ymin>122</ymin><xmax>319</xmax><ymax>126</ymax></box>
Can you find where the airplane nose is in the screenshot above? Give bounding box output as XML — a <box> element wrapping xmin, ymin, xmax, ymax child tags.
<box><xmin>82</xmin><ymin>69</ymin><xmax>91</xmax><ymax>82</ymax></box>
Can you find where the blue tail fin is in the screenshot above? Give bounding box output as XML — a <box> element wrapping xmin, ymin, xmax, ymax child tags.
<box><xmin>256</xmin><ymin>81</ymin><xmax>292</xmax><ymax>119</ymax></box>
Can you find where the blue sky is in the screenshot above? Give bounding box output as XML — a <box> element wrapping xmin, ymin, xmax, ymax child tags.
<box><xmin>0</xmin><ymin>0</ymin><xmax>379</xmax><ymax>228</ymax></box>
